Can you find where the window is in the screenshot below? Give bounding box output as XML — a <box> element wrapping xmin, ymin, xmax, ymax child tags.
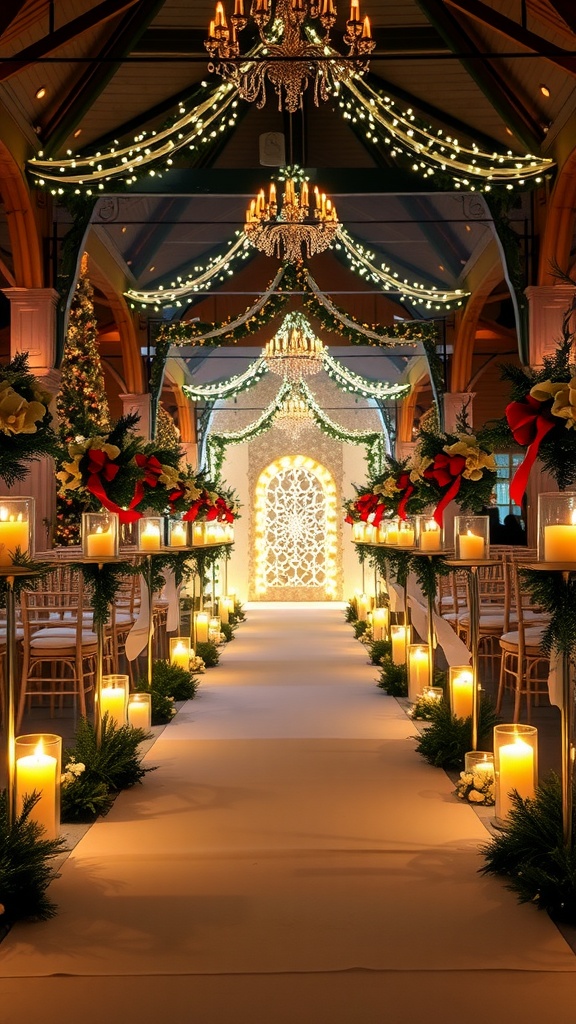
<box><xmin>494</xmin><ymin>452</ymin><xmax>524</xmax><ymax>525</ymax></box>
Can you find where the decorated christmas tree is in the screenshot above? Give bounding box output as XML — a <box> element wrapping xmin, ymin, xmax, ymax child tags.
<box><xmin>55</xmin><ymin>254</ymin><xmax>110</xmax><ymax>544</ymax></box>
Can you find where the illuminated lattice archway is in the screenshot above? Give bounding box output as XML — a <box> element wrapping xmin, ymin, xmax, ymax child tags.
<box><xmin>254</xmin><ymin>455</ymin><xmax>338</xmax><ymax>600</ymax></box>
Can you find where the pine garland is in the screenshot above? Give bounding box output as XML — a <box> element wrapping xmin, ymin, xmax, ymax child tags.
<box><xmin>415</xmin><ymin>696</ymin><xmax>500</xmax><ymax>769</ymax></box>
<box><xmin>0</xmin><ymin>353</ymin><xmax>58</xmax><ymax>487</ymax></box>
<box><xmin>519</xmin><ymin>568</ymin><xmax>576</xmax><ymax>657</ymax></box>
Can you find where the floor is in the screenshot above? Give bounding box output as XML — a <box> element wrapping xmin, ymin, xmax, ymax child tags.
<box><xmin>1</xmin><ymin>603</ymin><xmax>576</xmax><ymax>1023</ymax></box>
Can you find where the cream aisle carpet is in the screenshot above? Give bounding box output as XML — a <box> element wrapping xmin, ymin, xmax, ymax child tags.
<box><xmin>1</xmin><ymin>602</ymin><xmax>576</xmax><ymax>1023</ymax></box>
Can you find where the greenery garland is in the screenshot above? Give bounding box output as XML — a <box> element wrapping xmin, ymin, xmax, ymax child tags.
<box><xmin>519</xmin><ymin>569</ymin><xmax>576</xmax><ymax>658</ymax></box>
<box><xmin>0</xmin><ymin>354</ymin><xmax>58</xmax><ymax>487</ymax></box>
<box><xmin>415</xmin><ymin>696</ymin><xmax>500</xmax><ymax>769</ymax></box>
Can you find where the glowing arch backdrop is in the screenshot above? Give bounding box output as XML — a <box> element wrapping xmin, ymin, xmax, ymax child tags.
<box><xmin>254</xmin><ymin>456</ymin><xmax>339</xmax><ymax>601</ymax></box>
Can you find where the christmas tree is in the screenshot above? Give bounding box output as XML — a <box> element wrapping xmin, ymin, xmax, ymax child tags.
<box><xmin>55</xmin><ymin>254</ymin><xmax>110</xmax><ymax>544</ymax></box>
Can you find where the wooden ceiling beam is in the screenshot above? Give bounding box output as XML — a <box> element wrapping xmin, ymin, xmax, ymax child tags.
<box><xmin>0</xmin><ymin>0</ymin><xmax>141</xmax><ymax>83</ymax></box>
<box><xmin>546</xmin><ymin>1</ymin><xmax>576</xmax><ymax>36</ymax></box>
<box><xmin>414</xmin><ymin>0</ymin><xmax>545</xmax><ymax>151</ymax></box>
<box><xmin>41</xmin><ymin>0</ymin><xmax>168</xmax><ymax>155</ymax></box>
<box><xmin>0</xmin><ymin>0</ymin><xmax>24</xmax><ymax>41</ymax></box>
<box><xmin>445</xmin><ymin>0</ymin><xmax>576</xmax><ymax>76</ymax></box>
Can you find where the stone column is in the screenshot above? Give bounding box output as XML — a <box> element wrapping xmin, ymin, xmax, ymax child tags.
<box><xmin>119</xmin><ymin>392</ymin><xmax>151</xmax><ymax>440</ymax></box>
<box><xmin>443</xmin><ymin>392</ymin><xmax>475</xmax><ymax>433</ymax></box>
<box><xmin>525</xmin><ymin>284</ymin><xmax>576</xmax><ymax>365</ymax></box>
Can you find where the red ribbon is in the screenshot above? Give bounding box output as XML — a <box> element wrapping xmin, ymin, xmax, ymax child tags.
<box><xmin>396</xmin><ymin>472</ymin><xmax>415</xmax><ymax>521</ymax></box>
<box><xmin>85</xmin><ymin>449</ymin><xmax>141</xmax><ymax>524</ymax></box>
<box><xmin>129</xmin><ymin>453</ymin><xmax>164</xmax><ymax>511</ymax></box>
<box><xmin>423</xmin><ymin>453</ymin><xmax>467</xmax><ymax>526</ymax></box>
<box><xmin>356</xmin><ymin>493</ymin><xmax>386</xmax><ymax>525</ymax></box>
<box><xmin>505</xmin><ymin>396</ymin><xmax>556</xmax><ymax>506</ymax></box>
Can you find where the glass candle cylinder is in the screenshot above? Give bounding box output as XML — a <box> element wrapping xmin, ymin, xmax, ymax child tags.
<box><xmin>363</xmin><ymin>523</ymin><xmax>376</xmax><ymax>544</ymax></box>
<box><xmin>371</xmin><ymin>606</ymin><xmax>389</xmax><ymax>641</ymax></box>
<box><xmin>407</xmin><ymin>643</ymin><xmax>430</xmax><ymax>702</ymax></box>
<box><xmin>208</xmin><ymin>615</ymin><xmax>221</xmax><ymax>642</ymax></box>
<box><xmin>218</xmin><ymin>595</ymin><xmax>234</xmax><ymax>625</ymax></box>
<box><xmin>454</xmin><ymin>515</ymin><xmax>489</xmax><ymax>561</ymax></box>
<box><xmin>538</xmin><ymin>492</ymin><xmax>576</xmax><ymax>562</ymax></box>
<box><xmin>167</xmin><ymin>518</ymin><xmax>189</xmax><ymax>548</ymax></box>
<box><xmin>385</xmin><ymin>518</ymin><xmax>399</xmax><ymax>545</ymax></box>
<box><xmin>494</xmin><ymin>724</ymin><xmax>538</xmax><ymax>822</ymax></box>
<box><xmin>170</xmin><ymin>637</ymin><xmax>193</xmax><ymax>671</ymax></box>
<box><xmin>352</xmin><ymin>521</ymin><xmax>365</xmax><ymax>543</ymax></box>
<box><xmin>100</xmin><ymin>674</ymin><xmax>129</xmax><ymax>727</ymax></box>
<box><xmin>390</xmin><ymin>623</ymin><xmax>411</xmax><ymax>665</ymax></box>
<box><xmin>82</xmin><ymin>511</ymin><xmax>119</xmax><ymax>559</ymax></box>
<box><xmin>417</xmin><ymin>517</ymin><xmax>443</xmax><ymax>552</ymax></box>
<box><xmin>465</xmin><ymin>750</ymin><xmax>495</xmax><ymax>776</ymax></box>
<box><xmin>356</xmin><ymin>593</ymin><xmax>369</xmax><ymax>621</ymax></box>
<box><xmin>397</xmin><ymin>518</ymin><xmax>416</xmax><ymax>548</ymax></box>
<box><xmin>127</xmin><ymin>692</ymin><xmax>152</xmax><ymax>731</ymax></box>
<box><xmin>423</xmin><ymin>686</ymin><xmax>444</xmax><ymax>701</ymax></box>
<box><xmin>138</xmin><ymin>516</ymin><xmax>163</xmax><ymax>551</ymax></box>
<box><xmin>376</xmin><ymin>521</ymin><xmax>388</xmax><ymax>544</ymax></box>
<box><xmin>223</xmin><ymin>523</ymin><xmax>235</xmax><ymax>543</ymax></box>
<box><xmin>15</xmin><ymin>733</ymin><xmax>61</xmax><ymax>839</ymax></box>
<box><xmin>194</xmin><ymin>611</ymin><xmax>209</xmax><ymax>643</ymax></box>
<box><xmin>449</xmin><ymin>665</ymin><xmax>474</xmax><ymax>720</ymax></box>
<box><xmin>0</xmin><ymin>496</ymin><xmax>34</xmax><ymax>566</ymax></box>
<box><xmin>204</xmin><ymin>522</ymin><xmax>222</xmax><ymax>545</ymax></box>
<box><xmin>191</xmin><ymin>521</ymin><xmax>205</xmax><ymax>546</ymax></box>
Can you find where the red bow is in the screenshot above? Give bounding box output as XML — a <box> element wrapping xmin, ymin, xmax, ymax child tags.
<box><xmin>85</xmin><ymin>449</ymin><xmax>141</xmax><ymax>524</ymax></box>
<box><xmin>356</xmin><ymin>493</ymin><xmax>386</xmax><ymax>525</ymax></box>
<box><xmin>423</xmin><ymin>453</ymin><xmax>467</xmax><ymax>526</ymax></box>
<box><xmin>214</xmin><ymin>496</ymin><xmax>235</xmax><ymax>523</ymax></box>
<box><xmin>505</xmin><ymin>396</ymin><xmax>556</xmax><ymax>506</ymax></box>
<box><xmin>183</xmin><ymin>498</ymin><xmax>204</xmax><ymax>523</ymax></box>
<box><xmin>130</xmin><ymin>453</ymin><xmax>164</xmax><ymax>511</ymax></box>
<box><xmin>396</xmin><ymin>472</ymin><xmax>415</xmax><ymax>521</ymax></box>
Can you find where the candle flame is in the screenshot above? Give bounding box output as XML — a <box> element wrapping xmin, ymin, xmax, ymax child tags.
<box><xmin>34</xmin><ymin>738</ymin><xmax>45</xmax><ymax>758</ymax></box>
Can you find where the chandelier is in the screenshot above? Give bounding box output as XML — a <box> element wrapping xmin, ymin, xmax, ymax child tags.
<box><xmin>274</xmin><ymin>393</ymin><xmax>315</xmax><ymax>439</ymax></box>
<box><xmin>264</xmin><ymin>321</ymin><xmax>325</xmax><ymax>381</ymax></box>
<box><xmin>245</xmin><ymin>176</ymin><xmax>339</xmax><ymax>262</ymax></box>
<box><xmin>205</xmin><ymin>0</ymin><xmax>374</xmax><ymax>114</ymax></box>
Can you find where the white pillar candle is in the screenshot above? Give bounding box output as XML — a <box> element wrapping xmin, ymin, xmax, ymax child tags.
<box><xmin>372</xmin><ymin>607</ymin><xmax>388</xmax><ymax>641</ymax></box>
<box><xmin>356</xmin><ymin>594</ymin><xmax>369</xmax><ymax>621</ymax></box>
<box><xmin>219</xmin><ymin>596</ymin><xmax>234</xmax><ymax>624</ymax></box>
<box><xmin>140</xmin><ymin>522</ymin><xmax>161</xmax><ymax>550</ymax></box>
<box><xmin>397</xmin><ymin>526</ymin><xmax>415</xmax><ymax>547</ymax></box>
<box><xmin>451</xmin><ymin>669</ymin><xmax>474</xmax><ymax>719</ymax></box>
<box><xmin>0</xmin><ymin>510</ymin><xmax>29</xmax><ymax>566</ymax></box>
<box><xmin>16</xmin><ymin>740</ymin><xmax>57</xmax><ymax>839</ymax></box>
<box><xmin>195</xmin><ymin>612</ymin><xmax>209</xmax><ymax>643</ymax></box>
<box><xmin>100</xmin><ymin>680</ymin><xmax>127</xmax><ymax>727</ymax></box>
<box><xmin>391</xmin><ymin>625</ymin><xmax>408</xmax><ymax>665</ymax></box>
<box><xmin>169</xmin><ymin>522</ymin><xmax>187</xmax><ymax>547</ymax></box>
<box><xmin>386</xmin><ymin>524</ymin><xmax>399</xmax><ymax>545</ymax></box>
<box><xmin>408</xmin><ymin>645</ymin><xmax>430</xmax><ymax>701</ymax></box>
<box><xmin>544</xmin><ymin>511</ymin><xmax>576</xmax><ymax>561</ymax></box>
<box><xmin>352</xmin><ymin>522</ymin><xmax>365</xmax><ymax>542</ymax></box>
<box><xmin>192</xmin><ymin>522</ymin><xmax>205</xmax><ymax>546</ymax></box>
<box><xmin>420</xmin><ymin>520</ymin><xmax>441</xmax><ymax>551</ymax></box>
<box><xmin>127</xmin><ymin>694</ymin><xmax>152</xmax><ymax>731</ymax></box>
<box><xmin>364</xmin><ymin>524</ymin><xmax>375</xmax><ymax>543</ymax></box>
<box><xmin>170</xmin><ymin>640</ymin><xmax>191</xmax><ymax>671</ymax></box>
<box><xmin>458</xmin><ymin>530</ymin><xmax>485</xmax><ymax>560</ymax></box>
<box><xmin>498</xmin><ymin>739</ymin><xmax>535</xmax><ymax>818</ymax></box>
<box><xmin>87</xmin><ymin>525</ymin><xmax>115</xmax><ymax>558</ymax></box>
<box><xmin>377</xmin><ymin>523</ymin><xmax>388</xmax><ymax>543</ymax></box>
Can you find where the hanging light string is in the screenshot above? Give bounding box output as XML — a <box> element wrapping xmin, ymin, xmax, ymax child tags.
<box><xmin>28</xmin><ymin>82</ymin><xmax>239</xmax><ymax>192</ymax></box>
<box><xmin>340</xmin><ymin>78</ymin><xmax>554</xmax><ymax>190</ymax></box>
<box><xmin>183</xmin><ymin>357</ymin><xmax>268</xmax><ymax>400</ymax></box>
<box><xmin>322</xmin><ymin>348</ymin><xmax>409</xmax><ymax>400</ymax></box>
<box><xmin>335</xmin><ymin>227</ymin><xmax>467</xmax><ymax>308</ymax></box>
<box><xmin>125</xmin><ymin>233</ymin><xmax>252</xmax><ymax>309</ymax></box>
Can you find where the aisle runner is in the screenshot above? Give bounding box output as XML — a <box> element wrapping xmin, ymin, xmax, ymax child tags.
<box><xmin>0</xmin><ymin>604</ymin><xmax>574</xmax><ymax>977</ymax></box>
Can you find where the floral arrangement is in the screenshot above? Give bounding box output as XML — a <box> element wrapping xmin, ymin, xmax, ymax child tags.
<box><xmin>455</xmin><ymin>767</ymin><xmax>495</xmax><ymax>806</ymax></box>
<box><xmin>167</xmin><ymin>468</ymin><xmax>240</xmax><ymax>523</ymax></box>
<box><xmin>0</xmin><ymin>353</ymin><xmax>58</xmax><ymax>486</ymax></box>
<box><xmin>502</xmin><ymin>304</ymin><xmax>576</xmax><ymax>497</ymax></box>
<box><xmin>345</xmin><ymin>457</ymin><xmax>426</xmax><ymax>524</ymax></box>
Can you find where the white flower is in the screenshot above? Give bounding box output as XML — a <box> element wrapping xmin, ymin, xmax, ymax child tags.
<box><xmin>469</xmin><ymin>789</ymin><xmax>485</xmax><ymax>803</ymax></box>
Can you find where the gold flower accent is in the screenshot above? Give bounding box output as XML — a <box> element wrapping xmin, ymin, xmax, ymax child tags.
<box><xmin>373</xmin><ymin>476</ymin><xmax>400</xmax><ymax>498</ymax></box>
<box><xmin>0</xmin><ymin>381</ymin><xmax>46</xmax><ymax>435</ymax></box>
<box><xmin>409</xmin><ymin>453</ymin><xmax>432</xmax><ymax>483</ymax></box>
<box><xmin>158</xmin><ymin>463</ymin><xmax>181</xmax><ymax>491</ymax></box>
<box><xmin>56</xmin><ymin>455</ymin><xmax>83</xmax><ymax>493</ymax></box>
<box><xmin>184</xmin><ymin>480</ymin><xmax>202</xmax><ymax>503</ymax></box>
<box><xmin>530</xmin><ymin>377</ymin><xmax>576</xmax><ymax>429</ymax></box>
<box><xmin>443</xmin><ymin>436</ymin><xmax>496</xmax><ymax>481</ymax></box>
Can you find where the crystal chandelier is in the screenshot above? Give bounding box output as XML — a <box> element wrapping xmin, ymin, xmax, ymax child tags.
<box><xmin>245</xmin><ymin>176</ymin><xmax>339</xmax><ymax>262</ymax></box>
<box><xmin>205</xmin><ymin>0</ymin><xmax>374</xmax><ymax>114</ymax></box>
<box><xmin>274</xmin><ymin>392</ymin><xmax>315</xmax><ymax>439</ymax></box>
<box><xmin>265</xmin><ymin>321</ymin><xmax>325</xmax><ymax>381</ymax></box>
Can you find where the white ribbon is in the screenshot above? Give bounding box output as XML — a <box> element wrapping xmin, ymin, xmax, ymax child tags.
<box><xmin>125</xmin><ymin>578</ymin><xmax>153</xmax><ymax>661</ymax></box>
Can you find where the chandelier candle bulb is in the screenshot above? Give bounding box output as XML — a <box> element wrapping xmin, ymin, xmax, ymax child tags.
<box><xmin>449</xmin><ymin>666</ymin><xmax>474</xmax><ymax>720</ymax></box>
<box><xmin>15</xmin><ymin>735</ymin><xmax>61</xmax><ymax>840</ymax></box>
<box><xmin>100</xmin><ymin>675</ymin><xmax>129</xmax><ymax>727</ymax></box>
<box><xmin>362</xmin><ymin>15</ymin><xmax>371</xmax><ymax>37</ymax></box>
<box><xmin>127</xmin><ymin>693</ymin><xmax>151</xmax><ymax>731</ymax></box>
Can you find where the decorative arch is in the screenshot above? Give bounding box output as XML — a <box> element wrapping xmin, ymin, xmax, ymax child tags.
<box><xmin>253</xmin><ymin>455</ymin><xmax>339</xmax><ymax>601</ymax></box>
<box><xmin>86</xmin><ymin>254</ymin><xmax>144</xmax><ymax>393</ymax></box>
<box><xmin>451</xmin><ymin>252</ymin><xmax>504</xmax><ymax>392</ymax></box>
<box><xmin>0</xmin><ymin>141</ymin><xmax>43</xmax><ymax>288</ymax></box>
<box><xmin>538</xmin><ymin>150</ymin><xmax>576</xmax><ymax>284</ymax></box>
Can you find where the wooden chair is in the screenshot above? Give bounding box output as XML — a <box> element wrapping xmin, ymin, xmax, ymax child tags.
<box><xmin>496</xmin><ymin>560</ymin><xmax>550</xmax><ymax>723</ymax></box>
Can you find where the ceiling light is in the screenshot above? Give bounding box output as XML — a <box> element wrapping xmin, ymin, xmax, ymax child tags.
<box><xmin>205</xmin><ymin>0</ymin><xmax>375</xmax><ymax>114</ymax></box>
<box><xmin>35</xmin><ymin>86</ymin><xmax>47</xmax><ymax>99</ymax></box>
<box><xmin>540</xmin><ymin>84</ymin><xmax>551</xmax><ymax>97</ymax></box>
<box><xmin>73</xmin><ymin>128</ymin><xmax>82</xmax><ymax>138</ymax></box>
<box><xmin>245</xmin><ymin>176</ymin><xmax>339</xmax><ymax>262</ymax></box>
<box><xmin>149</xmin><ymin>266</ymin><xmax>155</xmax><ymax>272</ymax></box>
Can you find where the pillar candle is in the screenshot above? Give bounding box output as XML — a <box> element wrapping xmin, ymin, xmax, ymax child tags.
<box><xmin>544</xmin><ymin>516</ymin><xmax>576</xmax><ymax>560</ymax></box>
<box><xmin>171</xmin><ymin>640</ymin><xmax>192</xmax><ymax>671</ymax></box>
<box><xmin>87</xmin><ymin>525</ymin><xmax>115</xmax><ymax>558</ymax></box>
<box><xmin>397</xmin><ymin>526</ymin><xmax>415</xmax><ymax>547</ymax></box>
<box><xmin>16</xmin><ymin>740</ymin><xmax>57</xmax><ymax>839</ymax></box>
<box><xmin>420</xmin><ymin>520</ymin><xmax>441</xmax><ymax>551</ymax></box>
<box><xmin>364</xmin><ymin>524</ymin><xmax>375</xmax><ymax>543</ymax></box>
<box><xmin>498</xmin><ymin>739</ymin><xmax>535</xmax><ymax>818</ymax></box>
<box><xmin>140</xmin><ymin>522</ymin><xmax>161</xmax><ymax>551</ymax></box>
<box><xmin>458</xmin><ymin>530</ymin><xmax>485</xmax><ymax>560</ymax></box>
<box><xmin>192</xmin><ymin>522</ymin><xmax>205</xmax><ymax>546</ymax></box>
<box><xmin>386</xmin><ymin>525</ymin><xmax>399</xmax><ymax>545</ymax></box>
<box><xmin>451</xmin><ymin>669</ymin><xmax>474</xmax><ymax>719</ymax></box>
<box><xmin>100</xmin><ymin>681</ymin><xmax>127</xmax><ymax>727</ymax></box>
<box><xmin>127</xmin><ymin>695</ymin><xmax>151</xmax><ymax>731</ymax></box>
<box><xmin>391</xmin><ymin>625</ymin><xmax>408</xmax><ymax>665</ymax></box>
<box><xmin>169</xmin><ymin>522</ymin><xmax>187</xmax><ymax>547</ymax></box>
<box><xmin>353</xmin><ymin>522</ymin><xmax>365</xmax><ymax>542</ymax></box>
<box><xmin>408</xmin><ymin>646</ymin><xmax>430</xmax><ymax>702</ymax></box>
<box><xmin>372</xmin><ymin>607</ymin><xmax>388</xmax><ymax>640</ymax></box>
<box><xmin>0</xmin><ymin>512</ymin><xmax>29</xmax><ymax>566</ymax></box>
<box><xmin>195</xmin><ymin>612</ymin><xmax>209</xmax><ymax>643</ymax></box>
<box><xmin>356</xmin><ymin>594</ymin><xmax>369</xmax><ymax>621</ymax></box>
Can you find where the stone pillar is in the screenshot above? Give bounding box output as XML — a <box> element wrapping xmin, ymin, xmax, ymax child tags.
<box><xmin>119</xmin><ymin>392</ymin><xmax>151</xmax><ymax>440</ymax></box>
<box><xmin>443</xmin><ymin>392</ymin><xmax>475</xmax><ymax>433</ymax></box>
<box><xmin>2</xmin><ymin>288</ymin><xmax>59</xmax><ymax>369</ymax></box>
<box><xmin>525</xmin><ymin>284</ymin><xmax>576</xmax><ymax>365</ymax></box>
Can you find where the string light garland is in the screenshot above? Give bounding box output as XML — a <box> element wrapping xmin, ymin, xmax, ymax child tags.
<box><xmin>339</xmin><ymin>78</ymin><xmax>554</xmax><ymax>192</ymax></box>
<box><xmin>204</xmin><ymin>0</ymin><xmax>374</xmax><ymax>114</ymax></box>
<box><xmin>322</xmin><ymin>348</ymin><xmax>409</xmax><ymax>400</ymax></box>
<box><xmin>126</xmin><ymin>234</ymin><xmax>253</xmax><ymax>310</ymax></box>
<box><xmin>183</xmin><ymin>357</ymin><xmax>268</xmax><ymax>401</ymax></box>
<box><xmin>28</xmin><ymin>81</ymin><xmax>239</xmax><ymax>193</ymax></box>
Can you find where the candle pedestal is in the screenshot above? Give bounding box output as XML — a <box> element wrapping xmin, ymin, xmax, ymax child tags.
<box><xmin>494</xmin><ymin>723</ymin><xmax>538</xmax><ymax>823</ymax></box>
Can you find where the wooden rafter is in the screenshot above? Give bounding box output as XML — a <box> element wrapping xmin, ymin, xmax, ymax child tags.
<box><xmin>546</xmin><ymin>0</ymin><xmax>576</xmax><ymax>36</ymax></box>
<box><xmin>0</xmin><ymin>0</ymin><xmax>141</xmax><ymax>83</ymax></box>
<box><xmin>445</xmin><ymin>0</ymin><xmax>576</xmax><ymax>76</ymax></box>
<box><xmin>0</xmin><ymin>0</ymin><xmax>24</xmax><ymax>41</ymax></box>
<box><xmin>41</xmin><ymin>0</ymin><xmax>168</xmax><ymax>154</ymax></box>
<box><xmin>414</xmin><ymin>0</ymin><xmax>544</xmax><ymax>152</ymax></box>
